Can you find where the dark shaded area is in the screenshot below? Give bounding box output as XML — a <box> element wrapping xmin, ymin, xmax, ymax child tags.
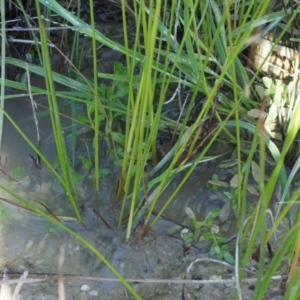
<box><xmin>2</xmin><ymin>0</ymin><xmax>131</xmax><ymax>80</ymax></box>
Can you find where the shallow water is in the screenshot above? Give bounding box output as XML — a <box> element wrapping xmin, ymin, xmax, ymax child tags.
<box><xmin>0</xmin><ymin>90</ymin><xmax>241</xmax><ymax>298</ymax></box>
<box><xmin>0</xmin><ymin>57</ymin><xmax>290</xmax><ymax>300</ymax></box>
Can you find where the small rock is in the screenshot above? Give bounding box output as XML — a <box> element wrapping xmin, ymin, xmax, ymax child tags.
<box><xmin>80</xmin><ymin>285</ymin><xmax>90</xmax><ymax>291</ymax></box>
<box><xmin>89</xmin><ymin>290</ymin><xmax>99</xmax><ymax>296</ymax></box>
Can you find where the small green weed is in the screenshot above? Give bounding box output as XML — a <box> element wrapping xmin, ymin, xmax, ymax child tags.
<box><xmin>11</xmin><ymin>165</ymin><xmax>23</xmax><ymax>179</ymax></box>
<box><xmin>183</xmin><ymin>207</ymin><xmax>235</xmax><ymax>264</ymax></box>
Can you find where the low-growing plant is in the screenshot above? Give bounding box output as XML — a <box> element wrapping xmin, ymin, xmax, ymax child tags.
<box><xmin>183</xmin><ymin>207</ymin><xmax>235</xmax><ymax>264</ymax></box>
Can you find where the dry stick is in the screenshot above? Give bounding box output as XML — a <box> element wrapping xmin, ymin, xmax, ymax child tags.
<box><xmin>11</xmin><ymin>271</ymin><xmax>28</xmax><ymax>299</ymax></box>
<box><xmin>0</xmin><ymin>167</ymin><xmax>19</xmax><ymax>183</ymax></box>
<box><xmin>8</xmin><ymin>37</ymin><xmax>55</xmax><ymax>47</ymax></box>
<box><xmin>164</xmin><ymin>81</ymin><xmax>181</xmax><ymax>105</ymax></box>
<box><xmin>33</xmin><ymin>102</ymin><xmax>98</xmax><ymax>137</ymax></box>
<box><xmin>26</xmin><ymin>63</ymin><xmax>41</xmax><ymax>169</ymax></box>
<box><xmin>235</xmin><ymin>217</ymin><xmax>249</xmax><ymax>300</ymax></box>
<box><xmin>186</xmin><ymin>257</ymin><xmax>254</xmax><ymax>276</ymax></box>
<box><xmin>179</xmin><ymin>122</ymin><xmax>218</xmax><ymax>166</ymax></box>
<box><xmin>93</xmin><ymin>208</ymin><xmax>113</xmax><ymax>230</ymax></box>
<box><xmin>5</xmin><ymin>26</ymin><xmax>90</xmax><ymax>31</ymax></box>
<box><xmin>186</xmin><ymin>256</ymin><xmax>259</xmax><ymax>298</ymax></box>
<box><xmin>58</xmin><ymin>245</ymin><xmax>66</xmax><ymax>300</ymax></box>
<box><xmin>0</xmin><ymin>267</ymin><xmax>13</xmax><ymax>299</ymax></box>
<box><xmin>0</xmin><ymin>273</ymin><xmax>286</xmax><ymax>286</ymax></box>
<box><xmin>234</xmin><ymin>216</ymin><xmax>261</xmax><ymax>299</ymax></box>
<box><xmin>0</xmin><ymin>196</ymin><xmax>62</xmax><ymax>223</ymax></box>
<box><xmin>172</xmin><ymin>92</ymin><xmax>189</xmax><ymax>142</ymax></box>
<box><xmin>0</xmin><ymin>196</ymin><xmax>36</xmax><ymax>213</ymax></box>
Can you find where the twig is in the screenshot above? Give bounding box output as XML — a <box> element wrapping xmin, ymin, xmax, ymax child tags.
<box><xmin>93</xmin><ymin>209</ymin><xmax>113</xmax><ymax>230</ymax></box>
<box><xmin>234</xmin><ymin>216</ymin><xmax>252</xmax><ymax>299</ymax></box>
<box><xmin>0</xmin><ymin>273</ymin><xmax>286</xmax><ymax>285</ymax></box>
<box><xmin>26</xmin><ymin>63</ymin><xmax>41</xmax><ymax>169</ymax></box>
<box><xmin>5</xmin><ymin>26</ymin><xmax>90</xmax><ymax>31</ymax></box>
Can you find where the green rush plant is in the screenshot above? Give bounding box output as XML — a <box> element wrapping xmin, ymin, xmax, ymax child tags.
<box><xmin>0</xmin><ymin>0</ymin><xmax>6</xmax><ymax>150</ymax></box>
<box><xmin>1</xmin><ymin>0</ymin><xmax>300</xmax><ymax>298</ymax></box>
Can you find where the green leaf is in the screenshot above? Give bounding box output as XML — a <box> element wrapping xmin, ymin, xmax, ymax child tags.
<box><xmin>97</xmin><ymin>114</ymin><xmax>105</xmax><ymax>122</ymax></box>
<box><xmin>212</xmin><ymin>174</ymin><xmax>219</xmax><ymax>180</ymax></box>
<box><xmin>182</xmin><ymin>232</ymin><xmax>194</xmax><ymax>243</ymax></box>
<box><xmin>202</xmin><ymin>232</ymin><xmax>213</xmax><ymax>239</ymax></box>
<box><xmin>25</xmin><ymin>53</ymin><xmax>33</xmax><ymax>63</ymax></box>
<box><xmin>206</xmin><ymin>174</ymin><xmax>221</xmax><ymax>191</ymax></box>
<box><xmin>217</xmin><ymin>236</ymin><xmax>228</xmax><ymax>244</ymax></box>
<box><xmin>99</xmin><ymin>168</ymin><xmax>110</xmax><ymax>177</ymax></box>
<box><xmin>12</xmin><ymin>165</ymin><xmax>23</xmax><ymax>178</ymax></box>
<box><xmin>114</xmin><ymin>86</ymin><xmax>129</xmax><ymax>99</ymax></box>
<box><xmin>77</xmin><ymin>115</ymin><xmax>90</xmax><ymax>123</ymax></box>
<box><xmin>214</xmin><ymin>245</ymin><xmax>221</xmax><ymax>254</ymax></box>
<box><xmin>217</xmin><ymin>159</ymin><xmax>238</xmax><ymax>169</ymax></box>
<box><xmin>71</xmin><ymin>172</ymin><xmax>82</xmax><ymax>183</ymax></box>
<box><xmin>80</xmin><ymin>156</ymin><xmax>92</xmax><ymax>170</ymax></box>
<box><xmin>262</xmin><ymin>77</ymin><xmax>274</xmax><ymax>94</ymax></box>
<box><xmin>223</xmin><ymin>251</ymin><xmax>235</xmax><ymax>264</ymax></box>
<box><xmin>206</xmin><ymin>208</ymin><xmax>220</xmax><ymax>221</ymax></box>
<box><xmin>221</xmin><ymin>244</ymin><xmax>229</xmax><ymax>251</ymax></box>
<box><xmin>111</xmin><ymin>132</ymin><xmax>125</xmax><ymax>145</ymax></box>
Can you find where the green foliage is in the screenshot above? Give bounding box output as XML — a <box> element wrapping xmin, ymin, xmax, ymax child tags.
<box><xmin>184</xmin><ymin>206</ymin><xmax>235</xmax><ymax>264</ymax></box>
<box><xmin>2</xmin><ymin>0</ymin><xmax>300</xmax><ymax>298</ymax></box>
<box><xmin>206</xmin><ymin>173</ymin><xmax>221</xmax><ymax>192</ymax></box>
<box><xmin>11</xmin><ymin>165</ymin><xmax>23</xmax><ymax>179</ymax></box>
<box><xmin>181</xmin><ymin>229</ymin><xmax>193</xmax><ymax>245</ymax></box>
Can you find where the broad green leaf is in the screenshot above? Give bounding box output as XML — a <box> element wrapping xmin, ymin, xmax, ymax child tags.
<box><xmin>214</xmin><ymin>245</ymin><xmax>221</xmax><ymax>254</ymax></box>
<box><xmin>223</xmin><ymin>251</ymin><xmax>235</xmax><ymax>264</ymax></box>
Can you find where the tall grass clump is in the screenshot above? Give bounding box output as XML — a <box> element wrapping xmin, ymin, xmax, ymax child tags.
<box><xmin>1</xmin><ymin>0</ymin><xmax>300</xmax><ymax>298</ymax></box>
